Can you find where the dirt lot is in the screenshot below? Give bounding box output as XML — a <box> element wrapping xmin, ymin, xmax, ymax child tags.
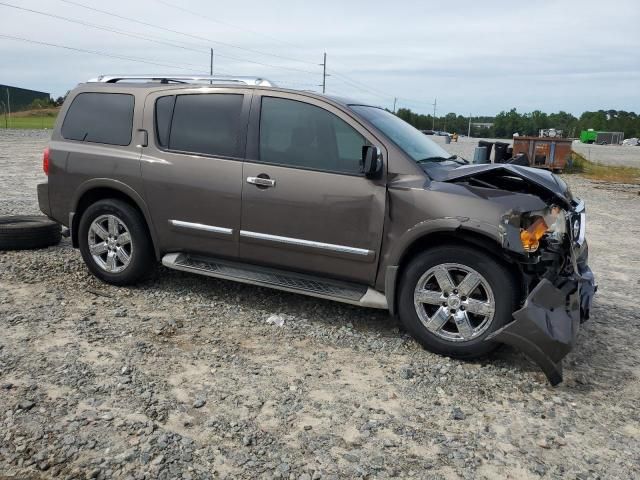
<box><xmin>1</xmin><ymin>130</ymin><xmax>639</xmax><ymax>480</ymax></box>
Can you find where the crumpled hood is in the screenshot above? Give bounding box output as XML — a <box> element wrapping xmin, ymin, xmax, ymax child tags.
<box><xmin>424</xmin><ymin>163</ymin><xmax>573</xmax><ymax>209</ymax></box>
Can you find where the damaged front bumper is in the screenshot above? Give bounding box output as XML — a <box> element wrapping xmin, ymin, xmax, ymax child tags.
<box><xmin>489</xmin><ymin>202</ymin><xmax>596</xmax><ymax>385</ymax></box>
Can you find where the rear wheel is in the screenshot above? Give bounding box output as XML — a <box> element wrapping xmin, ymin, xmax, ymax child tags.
<box><xmin>398</xmin><ymin>246</ymin><xmax>517</xmax><ymax>358</ymax></box>
<box><xmin>78</xmin><ymin>199</ymin><xmax>154</xmax><ymax>285</ymax></box>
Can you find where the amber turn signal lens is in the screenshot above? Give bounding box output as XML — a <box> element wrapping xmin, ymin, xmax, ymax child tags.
<box><xmin>520</xmin><ymin>217</ymin><xmax>548</xmax><ymax>252</ymax></box>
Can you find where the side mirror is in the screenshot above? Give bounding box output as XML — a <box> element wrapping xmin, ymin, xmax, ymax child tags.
<box><xmin>361</xmin><ymin>145</ymin><xmax>383</xmax><ymax>178</ymax></box>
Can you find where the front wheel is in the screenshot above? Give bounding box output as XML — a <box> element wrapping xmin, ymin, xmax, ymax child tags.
<box><xmin>397</xmin><ymin>246</ymin><xmax>518</xmax><ymax>358</ymax></box>
<box><xmin>78</xmin><ymin>199</ymin><xmax>154</xmax><ymax>286</ymax></box>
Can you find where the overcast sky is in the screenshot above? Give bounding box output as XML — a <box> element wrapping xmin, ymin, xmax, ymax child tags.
<box><xmin>1</xmin><ymin>0</ymin><xmax>638</xmax><ymax>116</ymax></box>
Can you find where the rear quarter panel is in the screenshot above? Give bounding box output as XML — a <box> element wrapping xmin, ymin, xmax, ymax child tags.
<box><xmin>47</xmin><ymin>85</ymin><xmax>146</xmax><ymax>225</ymax></box>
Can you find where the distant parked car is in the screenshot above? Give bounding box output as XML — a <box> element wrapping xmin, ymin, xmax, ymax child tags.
<box><xmin>421</xmin><ymin>129</ymin><xmax>435</xmax><ymax>135</ymax></box>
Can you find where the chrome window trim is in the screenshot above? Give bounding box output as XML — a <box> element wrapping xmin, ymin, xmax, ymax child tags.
<box><xmin>239</xmin><ymin>230</ymin><xmax>373</xmax><ymax>256</ymax></box>
<box><xmin>169</xmin><ymin>220</ymin><xmax>233</xmax><ymax>235</ymax></box>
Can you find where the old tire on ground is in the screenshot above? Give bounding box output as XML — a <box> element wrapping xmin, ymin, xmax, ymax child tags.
<box><xmin>78</xmin><ymin>199</ymin><xmax>154</xmax><ymax>286</ymax></box>
<box><xmin>397</xmin><ymin>246</ymin><xmax>518</xmax><ymax>359</ymax></box>
<box><xmin>0</xmin><ymin>215</ymin><xmax>62</xmax><ymax>251</ymax></box>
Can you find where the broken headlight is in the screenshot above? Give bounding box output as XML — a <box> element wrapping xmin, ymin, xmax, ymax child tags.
<box><xmin>519</xmin><ymin>206</ymin><xmax>567</xmax><ymax>252</ymax></box>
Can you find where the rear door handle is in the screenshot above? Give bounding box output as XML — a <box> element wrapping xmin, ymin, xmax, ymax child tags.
<box><xmin>247</xmin><ymin>176</ymin><xmax>276</xmax><ymax>188</ymax></box>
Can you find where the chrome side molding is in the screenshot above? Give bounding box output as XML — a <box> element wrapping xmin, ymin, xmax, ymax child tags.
<box><xmin>169</xmin><ymin>220</ymin><xmax>233</xmax><ymax>235</ymax></box>
<box><xmin>239</xmin><ymin>230</ymin><xmax>374</xmax><ymax>257</ymax></box>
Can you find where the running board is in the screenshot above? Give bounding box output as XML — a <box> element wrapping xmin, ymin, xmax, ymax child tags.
<box><xmin>162</xmin><ymin>253</ymin><xmax>388</xmax><ymax>309</ymax></box>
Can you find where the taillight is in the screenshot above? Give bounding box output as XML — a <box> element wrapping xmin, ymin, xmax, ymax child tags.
<box><xmin>43</xmin><ymin>147</ymin><xmax>50</xmax><ymax>175</ymax></box>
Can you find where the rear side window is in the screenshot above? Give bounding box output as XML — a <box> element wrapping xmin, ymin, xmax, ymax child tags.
<box><xmin>61</xmin><ymin>93</ymin><xmax>134</xmax><ymax>146</ymax></box>
<box><xmin>158</xmin><ymin>93</ymin><xmax>244</xmax><ymax>158</ymax></box>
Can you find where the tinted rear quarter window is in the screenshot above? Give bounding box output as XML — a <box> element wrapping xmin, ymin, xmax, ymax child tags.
<box><xmin>155</xmin><ymin>95</ymin><xmax>175</xmax><ymax>148</ymax></box>
<box><xmin>62</xmin><ymin>92</ymin><xmax>134</xmax><ymax>146</ymax></box>
<box><xmin>165</xmin><ymin>93</ymin><xmax>244</xmax><ymax>157</ymax></box>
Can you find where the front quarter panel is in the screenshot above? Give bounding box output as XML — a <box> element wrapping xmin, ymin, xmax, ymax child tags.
<box><xmin>379</xmin><ymin>180</ymin><xmax>507</xmax><ymax>275</ymax></box>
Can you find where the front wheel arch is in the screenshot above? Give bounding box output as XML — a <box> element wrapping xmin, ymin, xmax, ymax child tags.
<box><xmin>397</xmin><ymin>245</ymin><xmax>520</xmax><ymax>358</ymax></box>
<box><xmin>388</xmin><ymin>231</ymin><xmax>524</xmax><ymax>315</ymax></box>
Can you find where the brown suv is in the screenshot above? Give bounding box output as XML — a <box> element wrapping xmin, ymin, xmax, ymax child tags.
<box><xmin>37</xmin><ymin>75</ymin><xmax>595</xmax><ymax>384</ymax></box>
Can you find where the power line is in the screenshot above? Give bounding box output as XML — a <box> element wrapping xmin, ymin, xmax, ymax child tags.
<box><xmin>0</xmin><ymin>2</ymin><xmax>207</xmax><ymax>56</ymax></box>
<box><xmin>330</xmin><ymin>75</ymin><xmax>393</xmax><ymax>103</ymax></box>
<box><xmin>150</xmin><ymin>0</ymin><xmax>416</xmax><ymax>104</ymax></box>
<box><xmin>0</xmin><ymin>34</ymin><xmax>206</xmax><ymax>72</ymax></box>
<box><xmin>153</xmin><ymin>0</ymin><xmax>309</xmax><ymax>55</ymax></box>
<box><xmin>6</xmin><ymin>0</ymin><xmax>433</xmax><ymax>107</ymax></box>
<box><xmin>2</xmin><ymin>1</ymin><xmax>318</xmax><ymax>76</ymax></box>
<box><xmin>55</xmin><ymin>0</ymin><xmax>320</xmax><ymax>76</ymax></box>
<box><xmin>329</xmin><ymin>65</ymin><xmax>436</xmax><ymax>110</ymax></box>
<box><xmin>329</xmin><ymin>70</ymin><xmax>393</xmax><ymax>100</ymax></box>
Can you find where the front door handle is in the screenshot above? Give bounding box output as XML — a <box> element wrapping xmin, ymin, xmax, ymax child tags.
<box><xmin>247</xmin><ymin>176</ymin><xmax>276</xmax><ymax>188</ymax></box>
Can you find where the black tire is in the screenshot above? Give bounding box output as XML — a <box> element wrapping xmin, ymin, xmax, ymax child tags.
<box><xmin>78</xmin><ymin>199</ymin><xmax>154</xmax><ymax>286</ymax></box>
<box><xmin>397</xmin><ymin>246</ymin><xmax>518</xmax><ymax>359</ymax></box>
<box><xmin>0</xmin><ymin>215</ymin><xmax>61</xmax><ymax>251</ymax></box>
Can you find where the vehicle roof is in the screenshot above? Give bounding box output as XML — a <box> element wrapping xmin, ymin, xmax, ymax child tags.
<box><xmin>75</xmin><ymin>81</ymin><xmax>379</xmax><ymax>109</ymax></box>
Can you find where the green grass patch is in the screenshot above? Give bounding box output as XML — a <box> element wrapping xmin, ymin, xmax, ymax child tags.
<box><xmin>1</xmin><ymin>109</ymin><xmax>58</xmax><ymax>129</ymax></box>
<box><xmin>565</xmin><ymin>151</ymin><xmax>640</xmax><ymax>184</ymax></box>
<box><xmin>0</xmin><ymin>116</ymin><xmax>56</xmax><ymax>129</ymax></box>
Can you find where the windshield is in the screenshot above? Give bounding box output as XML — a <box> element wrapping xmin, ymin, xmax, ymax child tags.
<box><xmin>350</xmin><ymin>105</ymin><xmax>452</xmax><ymax>162</ymax></box>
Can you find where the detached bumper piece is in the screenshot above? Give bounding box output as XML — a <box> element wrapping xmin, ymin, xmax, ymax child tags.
<box><xmin>487</xmin><ymin>264</ymin><xmax>596</xmax><ymax>386</ymax></box>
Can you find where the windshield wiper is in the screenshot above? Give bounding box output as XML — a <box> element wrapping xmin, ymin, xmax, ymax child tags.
<box><xmin>417</xmin><ymin>155</ymin><xmax>467</xmax><ymax>165</ymax></box>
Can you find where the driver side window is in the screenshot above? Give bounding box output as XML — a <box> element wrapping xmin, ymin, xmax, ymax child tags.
<box><xmin>259</xmin><ymin>97</ymin><xmax>367</xmax><ymax>174</ymax></box>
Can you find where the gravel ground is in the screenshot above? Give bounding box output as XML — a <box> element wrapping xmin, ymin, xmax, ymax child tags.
<box><xmin>431</xmin><ymin>135</ymin><xmax>640</xmax><ymax>168</ymax></box>
<box><xmin>1</xmin><ymin>129</ymin><xmax>640</xmax><ymax>480</ymax></box>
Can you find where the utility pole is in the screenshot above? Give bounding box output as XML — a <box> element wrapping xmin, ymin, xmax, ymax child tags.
<box><xmin>319</xmin><ymin>52</ymin><xmax>328</xmax><ymax>94</ymax></box>
<box><xmin>467</xmin><ymin>114</ymin><xmax>472</xmax><ymax>138</ymax></box>
<box><xmin>5</xmin><ymin>88</ymin><xmax>10</xmax><ymax>129</ymax></box>
<box><xmin>393</xmin><ymin>97</ymin><xmax>397</xmax><ymax>113</ymax></box>
<box><xmin>432</xmin><ymin>97</ymin><xmax>437</xmax><ymax>130</ymax></box>
<box><xmin>209</xmin><ymin>48</ymin><xmax>213</xmax><ymax>84</ymax></box>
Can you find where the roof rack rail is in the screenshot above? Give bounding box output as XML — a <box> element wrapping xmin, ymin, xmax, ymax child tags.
<box><xmin>87</xmin><ymin>75</ymin><xmax>276</xmax><ymax>87</ymax></box>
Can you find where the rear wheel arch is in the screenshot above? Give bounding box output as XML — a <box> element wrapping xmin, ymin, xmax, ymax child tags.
<box><xmin>72</xmin><ymin>184</ymin><xmax>159</xmax><ymax>259</ymax></box>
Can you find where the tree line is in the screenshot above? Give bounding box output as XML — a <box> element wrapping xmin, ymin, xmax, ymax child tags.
<box><xmin>395</xmin><ymin>107</ymin><xmax>640</xmax><ymax>139</ymax></box>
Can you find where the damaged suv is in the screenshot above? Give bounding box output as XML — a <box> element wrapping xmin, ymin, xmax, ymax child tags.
<box><xmin>38</xmin><ymin>75</ymin><xmax>595</xmax><ymax>384</ymax></box>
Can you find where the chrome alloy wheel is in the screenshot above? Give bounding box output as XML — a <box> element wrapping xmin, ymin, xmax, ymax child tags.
<box><xmin>87</xmin><ymin>214</ymin><xmax>133</xmax><ymax>273</ymax></box>
<box><xmin>413</xmin><ymin>263</ymin><xmax>496</xmax><ymax>342</ymax></box>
